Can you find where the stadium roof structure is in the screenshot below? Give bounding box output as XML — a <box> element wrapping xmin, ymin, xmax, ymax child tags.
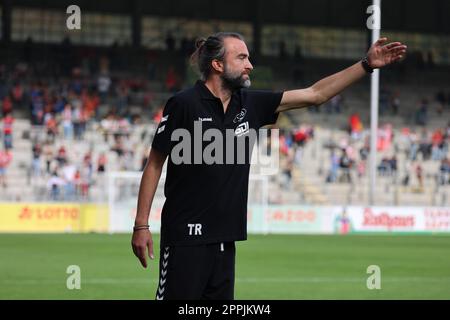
<box><xmin>6</xmin><ymin>0</ymin><xmax>449</xmax><ymax>34</ymax></box>
<box><xmin>2</xmin><ymin>0</ymin><xmax>449</xmax><ymax>56</ymax></box>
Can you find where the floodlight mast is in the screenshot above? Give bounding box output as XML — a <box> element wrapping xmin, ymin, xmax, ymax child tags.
<box><xmin>369</xmin><ymin>0</ymin><xmax>381</xmax><ymax>206</ymax></box>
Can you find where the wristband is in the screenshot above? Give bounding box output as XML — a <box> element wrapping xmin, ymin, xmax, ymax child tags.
<box><xmin>133</xmin><ymin>224</ymin><xmax>149</xmax><ymax>232</ymax></box>
<box><xmin>361</xmin><ymin>57</ymin><xmax>374</xmax><ymax>74</ymax></box>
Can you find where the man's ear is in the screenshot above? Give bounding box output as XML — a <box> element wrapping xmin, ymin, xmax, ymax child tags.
<box><xmin>211</xmin><ymin>59</ymin><xmax>224</xmax><ymax>73</ymax></box>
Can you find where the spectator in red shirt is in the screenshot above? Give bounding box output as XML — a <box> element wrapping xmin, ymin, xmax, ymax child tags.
<box><xmin>165</xmin><ymin>66</ymin><xmax>178</xmax><ymax>93</ymax></box>
<box><xmin>12</xmin><ymin>83</ymin><xmax>25</xmax><ymax>109</ymax></box>
<box><xmin>348</xmin><ymin>112</ymin><xmax>363</xmax><ymax>140</ymax></box>
<box><xmin>152</xmin><ymin>106</ymin><xmax>163</xmax><ymax>124</ymax></box>
<box><xmin>431</xmin><ymin>128</ymin><xmax>445</xmax><ymax>160</ymax></box>
<box><xmin>56</xmin><ymin>146</ymin><xmax>67</xmax><ymax>166</ymax></box>
<box><xmin>2</xmin><ymin>113</ymin><xmax>14</xmax><ymax>150</ymax></box>
<box><xmin>2</xmin><ymin>96</ymin><xmax>13</xmax><ymax>116</ymax></box>
<box><xmin>45</xmin><ymin>113</ymin><xmax>58</xmax><ymax>143</ymax></box>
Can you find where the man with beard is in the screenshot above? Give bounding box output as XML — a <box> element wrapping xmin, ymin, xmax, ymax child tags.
<box><xmin>131</xmin><ymin>32</ymin><xmax>407</xmax><ymax>300</ymax></box>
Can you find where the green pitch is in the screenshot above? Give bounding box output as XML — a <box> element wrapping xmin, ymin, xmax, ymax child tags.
<box><xmin>1</xmin><ymin>233</ymin><xmax>449</xmax><ymax>299</ymax></box>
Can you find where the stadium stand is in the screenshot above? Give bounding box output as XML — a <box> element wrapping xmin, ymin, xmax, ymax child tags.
<box><xmin>1</xmin><ymin>41</ymin><xmax>449</xmax><ymax>206</ymax></box>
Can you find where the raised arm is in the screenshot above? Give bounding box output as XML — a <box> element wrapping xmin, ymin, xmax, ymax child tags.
<box><xmin>276</xmin><ymin>38</ymin><xmax>407</xmax><ymax>113</ymax></box>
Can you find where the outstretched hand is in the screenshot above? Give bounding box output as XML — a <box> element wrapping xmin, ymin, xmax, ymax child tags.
<box><xmin>367</xmin><ymin>37</ymin><xmax>407</xmax><ymax>69</ymax></box>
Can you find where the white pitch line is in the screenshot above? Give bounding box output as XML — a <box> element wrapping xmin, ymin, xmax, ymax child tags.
<box><xmin>2</xmin><ymin>277</ymin><xmax>450</xmax><ymax>285</ymax></box>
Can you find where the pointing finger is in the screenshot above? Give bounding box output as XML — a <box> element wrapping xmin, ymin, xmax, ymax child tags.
<box><xmin>139</xmin><ymin>248</ymin><xmax>148</xmax><ymax>268</ymax></box>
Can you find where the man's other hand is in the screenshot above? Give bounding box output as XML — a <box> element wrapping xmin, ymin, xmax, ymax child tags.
<box><xmin>131</xmin><ymin>229</ymin><xmax>154</xmax><ymax>268</ymax></box>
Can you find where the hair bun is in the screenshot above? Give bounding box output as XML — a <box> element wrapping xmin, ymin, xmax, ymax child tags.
<box><xmin>195</xmin><ymin>38</ymin><xmax>206</xmax><ymax>49</ymax></box>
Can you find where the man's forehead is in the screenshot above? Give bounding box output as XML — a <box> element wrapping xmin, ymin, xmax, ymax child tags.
<box><xmin>224</xmin><ymin>37</ymin><xmax>249</xmax><ymax>56</ymax></box>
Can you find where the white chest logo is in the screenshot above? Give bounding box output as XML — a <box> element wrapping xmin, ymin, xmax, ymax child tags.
<box><xmin>235</xmin><ymin>121</ymin><xmax>249</xmax><ymax>137</ymax></box>
<box><xmin>233</xmin><ymin>108</ymin><xmax>247</xmax><ymax>123</ymax></box>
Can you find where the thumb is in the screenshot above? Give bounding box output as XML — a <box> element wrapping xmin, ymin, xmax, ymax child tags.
<box><xmin>375</xmin><ymin>37</ymin><xmax>388</xmax><ymax>46</ymax></box>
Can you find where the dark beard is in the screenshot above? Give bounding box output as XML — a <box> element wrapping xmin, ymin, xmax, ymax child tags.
<box><xmin>220</xmin><ymin>66</ymin><xmax>251</xmax><ymax>91</ymax></box>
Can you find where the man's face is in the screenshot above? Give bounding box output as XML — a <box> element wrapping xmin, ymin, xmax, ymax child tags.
<box><xmin>220</xmin><ymin>37</ymin><xmax>253</xmax><ymax>90</ymax></box>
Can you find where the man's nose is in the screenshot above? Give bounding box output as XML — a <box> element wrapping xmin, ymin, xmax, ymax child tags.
<box><xmin>246</xmin><ymin>61</ymin><xmax>253</xmax><ymax>71</ymax></box>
